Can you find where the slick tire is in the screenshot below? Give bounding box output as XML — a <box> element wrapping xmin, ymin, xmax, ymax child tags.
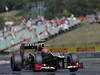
<box><xmin>11</xmin><ymin>54</ymin><xmax>22</xmax><ymax>71</ymax></box>
<box><xmin>34</xmin><ymin>54</ymin><xmax>42</xmax><ymax>71</ymax></box>
<box><xmin>34</xmin><ymin>54</ymin><xmax>42</xmax><ymax>64</ymax></box>
<box><xmin>67</xmin><ymin>53</ymin><xmax>79</xmax><ymax>65</ymax></box>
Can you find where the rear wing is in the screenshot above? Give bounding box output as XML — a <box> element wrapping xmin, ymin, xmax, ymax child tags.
<box><xmin>20</xmin><ymin>43</ymin><xmax>45</xmax><ymax>49</ymax></box>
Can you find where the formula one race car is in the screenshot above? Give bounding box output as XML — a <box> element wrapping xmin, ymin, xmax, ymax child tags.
<box><xmin>10</xmin><ymin>42</ymin><xmax>83</xmax><ymax>72</ymax></box>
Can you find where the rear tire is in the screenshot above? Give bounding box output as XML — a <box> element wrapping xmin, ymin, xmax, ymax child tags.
<box><xmin>34</xmin><ymin>54</ymin><xmax>42</xmax><ymax>64</ymax></box>
<box><xmin>34</xmin><ymin>54</ymin><xmax>42</xmax><ymax>71</ymax></box>
<box><xmin>11</xmin><ymin>54</ymin><xmax>22</xmax><ymax>71</ymax></box>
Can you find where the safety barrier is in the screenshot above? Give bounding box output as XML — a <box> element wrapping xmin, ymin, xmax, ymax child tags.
<box><xmin>49</xmin><ymin>45</ymin><xmax>100</xmax><ymax>53</ymax></box>
<box><xmin>48</xmin><ymin>46</ymin><xmax>100</xmax><ymax>58</ymax></box>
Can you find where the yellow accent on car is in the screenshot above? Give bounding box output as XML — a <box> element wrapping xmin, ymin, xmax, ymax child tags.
<box><xmin>42</xmin><ymin>67</ymin><xmax>55</xmax><ymax>69</ymax></box>
<box><xmin>67</xmin><ymin>66</ymin><xmax>78</xmax><ymax>68</ymax></box>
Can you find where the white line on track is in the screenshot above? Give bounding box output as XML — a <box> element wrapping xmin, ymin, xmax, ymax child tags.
<box><xmin>0</xmin><ymin>60</ymin><xmax>10</xmax><ymax>64</ymax></box>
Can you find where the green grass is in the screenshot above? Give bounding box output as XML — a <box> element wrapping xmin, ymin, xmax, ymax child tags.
<box><xmin>0</xmin><ymin>10</ymin><xmax>22</xmax><ymax>17</ymax></box>
<box><xmin>46</xmin><ymin>23</ymin><xmax>100</xmax><ymax>48</ymax></box>
<box><xmin>80</xmin><ymin>58</ymin><xmax>100</xmax><ymax>60</ymax></box>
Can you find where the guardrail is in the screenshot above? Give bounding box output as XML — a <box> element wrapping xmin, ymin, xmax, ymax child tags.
<box><xmin>48</xmin><ymin>46</ymin><xmax>100</xmax><ymax>58</ymax></box>
<box><xmin>49</xmin><ymin>46</ymin><xmax>100</xmax><ymax>53</ymax></box>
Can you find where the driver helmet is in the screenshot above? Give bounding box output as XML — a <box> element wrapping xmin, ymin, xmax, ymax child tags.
<box><xmin>42</xmin><ymin>48</ymin><xmax>49</xmax><ymax>53</ymax></box>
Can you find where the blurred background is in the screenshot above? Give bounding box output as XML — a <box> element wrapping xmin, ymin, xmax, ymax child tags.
<box><xmin>0</xmin><ymin>0</ymin><xmax>100</xmax><ymax>53</ymax></box>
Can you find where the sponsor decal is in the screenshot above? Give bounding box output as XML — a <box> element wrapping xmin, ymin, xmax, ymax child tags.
<box><xmin>48</xmin><ymin>46</ymin><xmax>100</xmax><ymax>53</ymax></box>
<box><xmin>76</xmin><ymin>47</ymin><xmax>95</xmax><ymax>52</ymax></box>
<box><xmin>49</xmin><ymin>48</ymin><xmax>68</xmax><ymax>53</ymax></box>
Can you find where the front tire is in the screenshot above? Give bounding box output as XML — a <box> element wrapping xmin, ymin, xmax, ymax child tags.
<box><xmin>67</xmin><ymin>53</ymin><xmax>79</xmax><ymax>65</ymax></box>
<box><xmin>67</xmin><ymin>53</ymin><xmax>79</xmax><ymax>72</ymax></box>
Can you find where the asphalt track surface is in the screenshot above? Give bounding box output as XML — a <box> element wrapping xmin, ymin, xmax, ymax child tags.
<box><xmin>0</xmin><ymin>56</ymin><xmax>100</xmax><ymax>75</ymax></box>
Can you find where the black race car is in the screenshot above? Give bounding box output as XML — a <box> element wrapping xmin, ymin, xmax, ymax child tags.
<box><xmin>10</xmin><ymin>42</ymin><xmax>83</xmax><ymax>72</ymax></box>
